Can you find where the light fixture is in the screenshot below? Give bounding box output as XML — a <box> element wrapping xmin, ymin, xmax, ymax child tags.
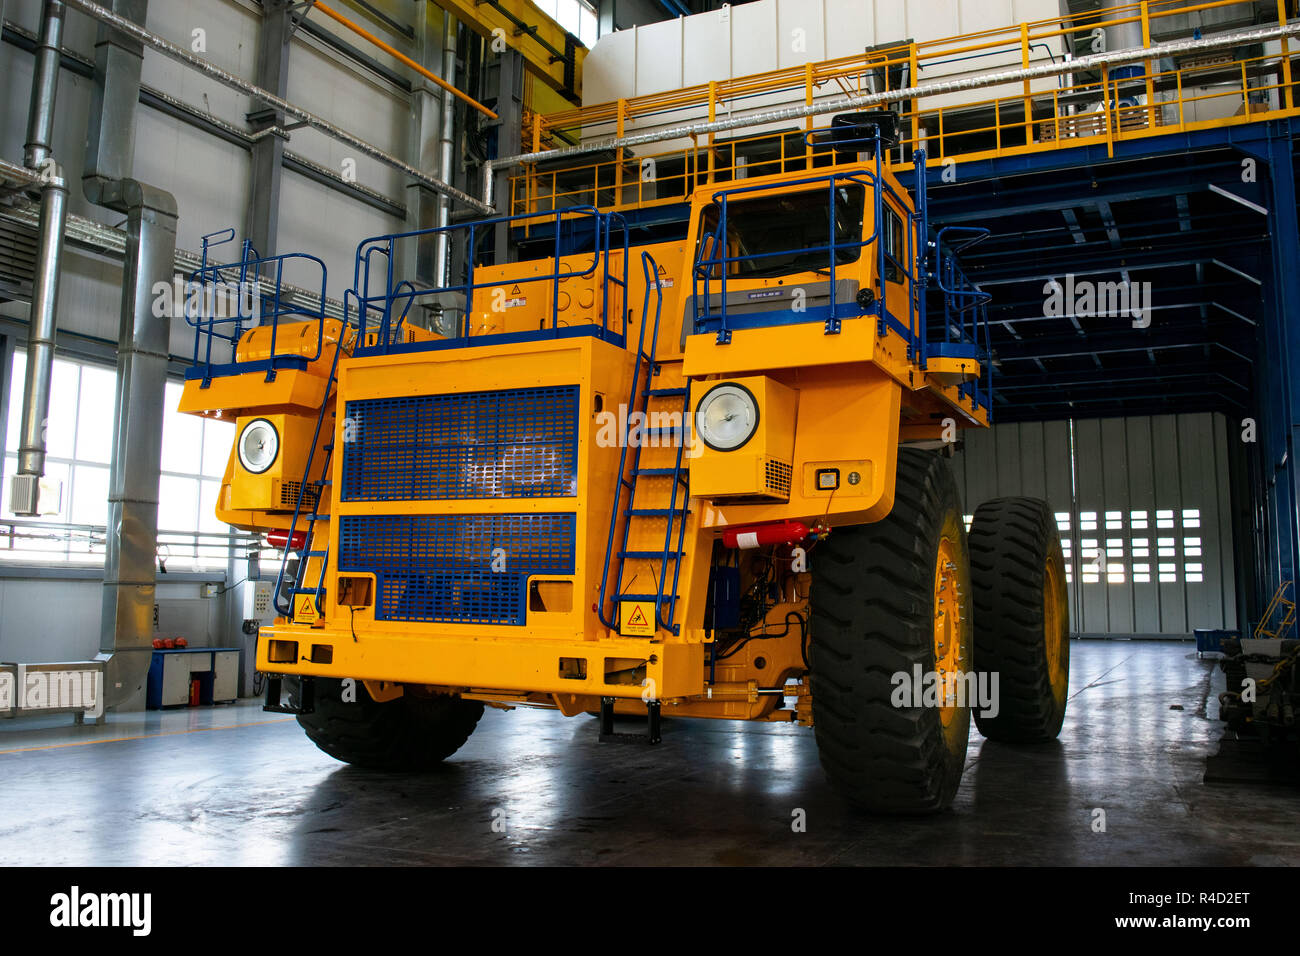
<box><xmin>238</xmin><ymin>418</ymin><xmax>279</xmax><ymax>474</ymax></box>
<box><xmin>695</xmin><ymin>382</ymin><xmax>759</xmax><ymax>451</ymax></box>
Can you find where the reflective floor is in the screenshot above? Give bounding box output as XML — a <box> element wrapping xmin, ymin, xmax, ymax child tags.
<box><xmin>1</xmin><ymin>640</ymin><xmax>1297</xmax><ymax>866</ymax></box>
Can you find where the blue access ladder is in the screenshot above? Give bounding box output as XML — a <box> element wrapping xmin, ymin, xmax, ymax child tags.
<box><xmin>270</xmin><ymin>290</ymin><xmax>381</xmax><ymax>618</ymax></box>
<box><xmin>597</xmin><ymin>252</ymin><xmax>693</xmax><ymax>636</ymax></box>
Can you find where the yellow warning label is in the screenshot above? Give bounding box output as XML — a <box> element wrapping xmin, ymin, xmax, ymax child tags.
<box><xmin>510</xmin><ymin>284</ymin><xmax>521</xmax><ymax>295</ymax></box>
<box><xmin>295</xmin><ymin>595</ymin><xmax>318</xmax><ymax>623</ymax></box>
<box><xmin>619</xmin><ymin>600</ymin><xmax>655</xmax><ymax>637</ymax></box>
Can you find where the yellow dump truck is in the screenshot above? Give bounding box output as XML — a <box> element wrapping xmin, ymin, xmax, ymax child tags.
<box><xmin>180</xmin><ymin>115</ymin><xmax>1068</xmax><ymax>813</ymax></box>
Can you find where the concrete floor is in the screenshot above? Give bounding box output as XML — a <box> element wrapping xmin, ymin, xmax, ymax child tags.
<box><xmin>1</xmin><ymin>640</ymin><xmax>1297</xmax><ymax>866</ymax></box>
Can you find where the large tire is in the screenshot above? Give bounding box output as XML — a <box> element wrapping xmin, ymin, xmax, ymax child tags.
<box><xmin>809</xmin><ymin>447</ymin><xmax>973</xmax><ymax>813</ymax></box>
<box><xmin>290</xmin><ymin>677</ymin><xmax>483</xmax><ymax>769</ymax></box>
<box><xmin>969</xmin><ymin>497</ymin><xmax>1070</xmax><ymax>743</ymax></box>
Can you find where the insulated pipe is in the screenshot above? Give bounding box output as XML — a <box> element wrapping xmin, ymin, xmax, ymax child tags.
<box><xmin>11</xmin><ymin>0</ymin><xmax>69</xmax><ymax>517</ymax></box>
<box><xmin>487</xmin><ymin>20</ymin><xmax>1300</xmax><ymax>196</ymax></box>
<box><xmin>23</xmin><ymin>0</ymin><xmax>65</xmax><ymax>169</ymax></box>
<box><xmin>80</xmin><ymin>0</ymin><xmax>177</xmax><ymax>711</ymax></box>
<box><xmin>433</xmin><ymin>12</ymin><xmax>457</xmax><ymax>288</ymax></box>
<box><xmin>15</xmin><ymin>180</ymin><xmax>67</xmax><ymax>481</ymax></box>
<box><xmin>97</xmin><ymin>182</ymin><xmax>177</xmax><ymax>712</ymax></box>
<box><xmin>60</xmin><ymin>0</ymin><xmax>492</xmax><ymax>213</ymax></box>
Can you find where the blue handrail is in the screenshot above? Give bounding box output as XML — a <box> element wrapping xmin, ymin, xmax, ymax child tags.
<box><xmin>349</xmin><ymin>206</ymin><xmax>630</xmax><ymax>354</ymax></box>
<box><xmin>186</xmin><ymin>228</ymin><xmax>329</xmax><ymax>386</ymax></box>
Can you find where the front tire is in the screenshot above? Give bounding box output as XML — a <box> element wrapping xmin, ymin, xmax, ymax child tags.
<box><xmin>290</xmin><ymin>677</ymin><xmax>484</xmax><ymax>769</ymax></box>
<box><xmin>969</xmin><ymin>497</ymin><xmax>1070</xmax><ymax>742</ymax></box>
<box><xmin>809</xmin><ymin>448</ymin><xmax>973</xmax><ymax>813</ymax></box>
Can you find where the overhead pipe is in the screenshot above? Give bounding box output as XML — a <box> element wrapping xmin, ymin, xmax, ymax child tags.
<box><xmin>11</xmin><ymin>0</ymin><xmax>69</xmax><ymax>518</ymax></box>
<box><xmin>484</xmin><ymin>19</ymin><xmax>1300</xmax><ymax>204</ymax></box>
<box><xmin>308</xmin><ymin>0</ymin><xmax>497</xmax><ymax>119</ymax></box>
<box><xmin>60</xmin><ymin>0</ymin><xmax>492</xmax><ymax>213</ymax></box>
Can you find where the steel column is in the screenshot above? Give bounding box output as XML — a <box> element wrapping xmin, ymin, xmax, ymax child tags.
<box><xmin>490</xmin><ymin>48</ymin><xmax>524</xmax><ymax>260</ymax></box>
<box><xmin>246</xmin><ymin>0</ymin><xmax>293</xmax><ymax>260</ymax></box>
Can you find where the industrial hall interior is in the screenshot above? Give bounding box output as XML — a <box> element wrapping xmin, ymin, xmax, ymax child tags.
<box><xmin>1</xmin><ymin>0</ymin><xmax>1300</xmax><ymax>872</ymax></box>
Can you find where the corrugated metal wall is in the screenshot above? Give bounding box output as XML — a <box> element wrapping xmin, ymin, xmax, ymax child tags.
<box><xmin>949</xmin><ymin>413</ymin><xmax>1236</xmax><ymax>636</ymax></box>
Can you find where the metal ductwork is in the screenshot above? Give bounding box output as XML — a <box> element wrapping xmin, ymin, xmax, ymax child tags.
<box><xmin>81</xmin><ymin>0</ymin><xmax>179</xmax><ymax>711</ymax></box>
<box><xmin>11</xmin><ymin>0</ymin><xmax>70</xmax><ymax>518</ymax></box>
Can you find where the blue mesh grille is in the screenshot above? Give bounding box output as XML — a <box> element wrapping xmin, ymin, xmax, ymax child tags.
<box><xmin>340</xmin><ymin>386</ymin><xmax>579</xmax><ymax>501</ymax></box>
<box><xmin>337</xmin><ymin>513</ymin><xmax>575</xmax><ymax>624</ymax></box>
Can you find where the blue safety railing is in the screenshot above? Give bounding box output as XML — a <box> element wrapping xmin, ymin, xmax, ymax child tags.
<box><xmin>349</xmin><ymin>206</ymin><xmax>631</xmax><ymax>356</ymax></box>
<box><xmin>184</xmin><ymin>228</ymin><xmax>330</xmax><ymax>386</ymax></box>
<box><xmin>690</xmin><ymin>125</ymin><xmax>993</xmax><ymax>414</ymax></box>
<box><xmin>930</xmin><ymin>226</ymin><xmax>995</xmax><ymax>415</ymax></box>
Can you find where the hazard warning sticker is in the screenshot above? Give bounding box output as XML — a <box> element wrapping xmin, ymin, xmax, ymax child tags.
<box><xmin>619</xmin><ymin>599</ymin><xmax>655</xmax><ymax>637</ymax></box>
<box><xmin>504</xmin><ymin>284</ymin><xmax>527</xmax><ymax>308</ymax></box>
<box><xmin>294</xmin><ymin>594</ymin><xmax>318</xmax><ymax>624</ymax></box>
<box><xmin>654</xmin><ymin>265</ymin><xmax>674</xmax><ymax>289</ymax></box>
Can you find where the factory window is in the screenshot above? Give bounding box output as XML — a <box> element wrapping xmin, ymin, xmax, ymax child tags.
<box><xmin>536</xmin><ymin>0</ymin><xmax>598</xmax><ymax>48</ymax></box>
<box><xmin>2</xmin><ymin>350</ymin><xmax>234</xmax><ymax>567</ymax></box>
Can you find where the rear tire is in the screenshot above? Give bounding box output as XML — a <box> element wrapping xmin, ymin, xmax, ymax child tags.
<box><xmin>289</xmin><ymin>677</ymin><xmax>483</xmax><ymax>769</ymax></box>
<box><xmin>969</xmin><ymin>497</ymin><xmax>1070</xmax><ymax>743</ymax></box>
<box><xmin>809</xmin><ymin>448</ymin><xmax>973</xmax><ymax>813</ymax></box>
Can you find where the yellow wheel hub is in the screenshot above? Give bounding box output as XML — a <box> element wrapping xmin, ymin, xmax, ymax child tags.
<box><xmin>1044</xmin><ymin>554</ymin><xmax>1066</xmax><ymax>691</ymax></box>
<box><xmin>933</xmin><ymin>536</ymin><xmax>963</xmax><ymax>727</ymax></box>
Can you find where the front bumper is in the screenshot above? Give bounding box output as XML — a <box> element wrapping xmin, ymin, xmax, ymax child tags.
<box><xmin>257</xmin><ymin>622</ymin><xmax>706</xmax><ymax>700</ymax></box>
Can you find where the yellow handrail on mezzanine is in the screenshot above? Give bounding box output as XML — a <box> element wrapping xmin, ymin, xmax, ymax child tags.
<box><xmin>509</xmin><ymin>0</ymin><xmax>1300</xmax><ymax>216</ymax></box>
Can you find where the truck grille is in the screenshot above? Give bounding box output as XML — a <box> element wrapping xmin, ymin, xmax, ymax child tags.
<box><xmin>340</xmin><ymin>385</ymin><xmax>579</xmax><ymax>501</ymax></box>
<box><xmin>337</xmin><ymin>513</ymin><xmax>576</xmax><ymax>625</ymax></box>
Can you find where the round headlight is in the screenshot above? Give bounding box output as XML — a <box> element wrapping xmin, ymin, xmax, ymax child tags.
<box><xmin>695</xmin><ymin>383</ymin><xmax>759</xmax><ymax>451</ymax></box>
<box><xmin>238</xmin><ymin>418</ymin><xmax>279</xmax><ymax>474</ymax></box>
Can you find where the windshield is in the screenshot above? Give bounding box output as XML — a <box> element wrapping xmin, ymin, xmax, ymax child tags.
<box><xmin>697</xmin><ymin>184</ymin><xmax>866</xmax><ymax>279</ymax></box>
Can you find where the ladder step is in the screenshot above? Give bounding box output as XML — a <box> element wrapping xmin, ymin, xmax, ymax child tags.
<box><xmin>290</xmin><ymin>587</ymin><xmax>322</xmax><ymax>595</ymax></box>
<box><xmin>619</xmin><ymin>550</ymin><xmax>684</xmax><ymax>560</ymax></box>
<box><xmin>626</xmin><ymin>508</ymin><xmax>690</xmax><ymax>517</ymax></box>
<box><xmin>645</xmin><ymin>387</ymin><xmax>686</xmax><ymax>397</ymax></box>
<box><xmin>617</xmin><ymin>593</ymin><xmax>665</xmax><ymax>603</ymax></box>
<box><xmin>634</xmin><ymin>468</ymin><xmax>683</xmax><ymax>477</ymax></box>
<box><xmin>300</xmin><ymin>550</ymin><xmax>329</xmax><ymax>557</ymax></box>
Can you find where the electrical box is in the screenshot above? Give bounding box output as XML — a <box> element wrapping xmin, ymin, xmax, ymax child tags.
<box><xmin>241</xmin><ymin>579</ymin><xmax>276</xmax><ymax>622</ymax></box>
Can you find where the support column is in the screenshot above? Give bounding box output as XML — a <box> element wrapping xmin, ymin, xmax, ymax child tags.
<box><xmin>401</xmin><ymin>1</ymin><xmax>452</xmax><ymax>332</ymax></box>
<box><xmin>246</xmin><ymin>0</ymin><xmax>294</xmax><ymax>259</ymax></box>
<box><xmin>1241</xmin><ymin>121</ymin><xmax>1300</xmax><ymax>616</ymax></box>
<box><xmin>490</xmin><ymin>48</ymin><xmax>524</xmax><ymax>263</ymax></box>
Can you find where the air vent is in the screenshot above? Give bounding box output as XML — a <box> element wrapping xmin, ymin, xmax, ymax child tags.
<box><xmin>764</xmin><ymin>458</ymin><xmax>792</xmax><ymax>499</ymax></box>
<box><xmin>0</xmin><ymin>218</ymin><xmax>38</xmax><ymax>304</ymax></box>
